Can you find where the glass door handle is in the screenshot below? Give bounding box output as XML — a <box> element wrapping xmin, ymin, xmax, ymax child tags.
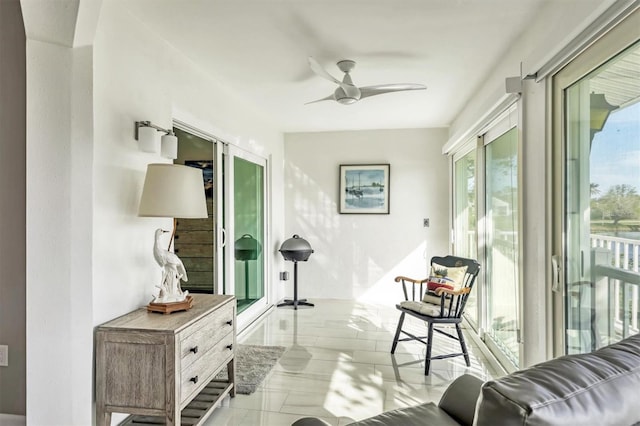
<box><xmin>551</xmin><ymin>255</ymin><xmax>562</xmax><ymax>293</ymax></box>
<box><xmin>220</xmin><ymin>227</ymin><xmax>227</xmax><ymax>248</ymax></box>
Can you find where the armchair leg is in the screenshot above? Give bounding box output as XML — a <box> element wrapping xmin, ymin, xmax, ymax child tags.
<box><xmin>425</xmin><ymin>322</ymin><xmax>434</xmax><ymax>376</ymax></box>
<box><xmin>391</xmin><ymin>312</ymin><xmax>405</xmax><ymax>354</ymax></box>
<box><xmin>456</xmin><ymin>323</ymin><xmax>471</xmax><ymax>367</ymax></box>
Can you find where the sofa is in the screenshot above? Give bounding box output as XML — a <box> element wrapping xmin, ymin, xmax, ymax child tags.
<box><xmin>292</xmin><ymin>333</ymin><xmax>640</xmax><ymax>426</ymax></box>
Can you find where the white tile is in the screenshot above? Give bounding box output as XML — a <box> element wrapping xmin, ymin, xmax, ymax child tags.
<box><xmin>315</xmin><ymin>337</ymin><xmax>377</xmax><ymax>351</ymax></box>
<box><xmin>274</xmin><ymin>358</ymin><xmax>376</xmax><ymax>378</ymax></box>
<box><xmin>219</xmin><ymin>298</ymin><xmax>499</xmax><ymax>425</ymax></box>
<box><xmin>239</xmin><ymin>409</ymin><xmax>336</xmax><ymax>426</ymax></box>
<box><xmin>200</xmin><ymin>406</ymin><xmax>249</xmax><ymax>426</ymax></box>
<box><xmin>356</xmin><ymin>330</ymin><xmax>396</xmax><ymax>341</ymax></box>
<box><xmin>228</xmin><ymin>390</ymin><xmax>289</xmax><ymax>411</ymax></box>
<box><xmin>282</xmin><ymin>388</ymin><xmax>385</xmax><ymax>423</ymax></box>
<box><xmin>351</xmin><ymin>350</ymin><xmax>423</xmax><ymax>368</ymax></box>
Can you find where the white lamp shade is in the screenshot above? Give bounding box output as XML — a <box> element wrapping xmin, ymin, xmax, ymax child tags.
<box><xmin>138</xmin><ymin>126</ymin><xmax>160</xmax><ymax>153</ymax></box>
<box><xmin>161</xmin><ymin>133</ymin><xmax>178</xmax><ymax>159</ymax></box>
<box><xmin>138</xmin><ymin>163</ymin><xmax>208</xmax><ymax>218</ymax></box>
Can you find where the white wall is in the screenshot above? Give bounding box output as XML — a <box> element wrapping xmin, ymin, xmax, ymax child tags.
<box><xmin>448</xmin><ymin>0</ymin><xmax>615</xmax><ymax>146</ymax></box>
<box><xmin>26</xmin><ymin>39</ymin><xmax>96</xmax><ymax>425</ymax></box>
<box><xmin>92</xmin><ymin>2</ymin><xmax>285</xmax><ymax>324</ymax></box>
<box><xmin>23</xmin><ymin>2</ymin><xmax>286</xmax><ymax>425</ymax></box>
<box><xmin>284</xmin><ymin>128</ymin><xmax>449</xmax><ymax>304</ymax></box>
<box><xmin>446</xmin><ymin>0</ymin><xmax>617</xmax><ymax>367</ymax></box>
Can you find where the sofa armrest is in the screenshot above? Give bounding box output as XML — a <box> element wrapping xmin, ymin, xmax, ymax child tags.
<box><xmin>291</xmin><ymin>418</ymin><xmax>332</xmax><ymax>426</ymax></box>
<box><xmin>438</xmin><ymin>374</ymin><xmax>484</xmax><ymax>426</ymax></box>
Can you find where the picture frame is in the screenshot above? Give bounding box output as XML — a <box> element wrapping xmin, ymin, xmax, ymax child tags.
<box><xmin>339</xmin><ymin>164</ymin><xmax>390</xmax><ymax>214</ymax></box>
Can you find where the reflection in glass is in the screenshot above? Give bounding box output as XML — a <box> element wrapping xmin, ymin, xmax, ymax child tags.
<box><xmin>455</xmin><ymin>149</ymin><xmax>478</xmax><ymax>325</ymax></box>
<box><xmin>486</xmin><ymin>127</ymin><xmax>519</xmax><ymax>366</ymax></box>
<box><xmin>173</xmin><ymin>128</ymin><xmax>216</xmax><ymax>294</ymax></box>
<box><xmin>564</xmin><ymin>41</ymin><xmax>640</xmax><ymax>354</ymax></box>
<box><xmin>233</xmin><ymin>157</ymin><xmax>265</xmax><ymax>313</ymax></box>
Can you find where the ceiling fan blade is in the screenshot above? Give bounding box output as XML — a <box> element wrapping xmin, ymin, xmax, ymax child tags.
<box><xmin>305</xmin><ymin>94</ymin><xmax>335</xmax><ymax>105</ymax></box>
<box><xmin>359</xmin><ymin>84</ymin><xmax>426</xmax><ymax>99</ymax></box>
<box><xmin>309</xmin><ymin>57</ymin><xmax>360</xmax><ymax>99</ymax></box>
<box><xmin>308</xmin><ymin>57</ymin><xmax>341</xmax><ymax>85</ymax></box>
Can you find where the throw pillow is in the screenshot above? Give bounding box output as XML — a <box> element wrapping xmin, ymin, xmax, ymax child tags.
<box><xmin>429</xmin><ymin>263</ymin><xmax>468</xmax><ymax>291</ymax></box>
<box><xmin>421</xmin><ymin>263</ymin><xmax>468</xmax><ymax>304</ymax></box>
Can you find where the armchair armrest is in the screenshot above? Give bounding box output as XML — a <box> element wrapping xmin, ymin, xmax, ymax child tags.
<box><xmin>394</xmin><ymin>276</ymin><xmax>428</xmax><ymax>284</ymax></box>
<box><xmin>394</xmin><ymin>276</ymin><xmax>429</xmax><ymax>302</ymax></box>
<box><xmin>435</xmin><ymin>287</ymin><xmax>471</xmax><ymax>296</ymax></box>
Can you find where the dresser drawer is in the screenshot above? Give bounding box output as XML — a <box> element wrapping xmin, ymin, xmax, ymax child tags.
<box><xmin>179</xmin><ymin>301</ymin><xmax>234</xmax><ymax>368</ymax></box>
<box><xmin>180</xmin><ymin>332</ymin><xmax>234</xmax><ymax>404</ymax></box>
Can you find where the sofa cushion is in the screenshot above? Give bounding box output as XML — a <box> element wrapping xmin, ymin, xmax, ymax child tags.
<box><xmin>474</xmin><ymin>333</ymin><xmax>640</xmax><ymax>426</ymax></box>
<box><xmin>348</xmin><ymin>402</ymin><xmax>461</xmax><ymax>426</ymax></box>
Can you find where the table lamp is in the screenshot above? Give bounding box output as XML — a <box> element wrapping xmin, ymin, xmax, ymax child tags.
<box><xmin>138</xmin><ymin>163</ymin><xmax>208</xmax><ymax>313</ymax></box>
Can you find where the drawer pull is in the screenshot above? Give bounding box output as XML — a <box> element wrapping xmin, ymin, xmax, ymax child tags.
<box><xmin>226</xmin><ymin>320</ymin><xmax>233</xmax><ymax>326</ymax></box>
<box><xmin>190</xmin><ymin>346</ymin><xmax>198</xmax><ymax>354</ymax></box>
<box><xmin>226</xmin><ymin>344</ymin><xmax>233</xmax><ymax>351</ymax></box>
<box><xmin>190</xmin><ymin>375</ymin><xmax>199</xmax><ymax>384</ymax></box>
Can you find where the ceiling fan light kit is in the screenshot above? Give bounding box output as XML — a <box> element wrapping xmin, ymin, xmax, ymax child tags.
<box><xmin>307</xmin><ymin>57</ymin><xmax>426</xmax><ymax>105</ymax></box>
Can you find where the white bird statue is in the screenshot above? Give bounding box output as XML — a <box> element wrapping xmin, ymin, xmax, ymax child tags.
<box><xmin>152</xmin><ymin>228</ymin><xmax>189</xmax><ymax>303</ymax></box>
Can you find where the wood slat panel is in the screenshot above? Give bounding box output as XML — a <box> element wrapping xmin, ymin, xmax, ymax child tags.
<box><xmin>181</xmin><ymin>258</ymin><xmax>213</xmax><ymax>272</ymax></box>
<box><xmin>174</xmin><ymin>245</ymin><xmax>213</xmax><ymax>257</ymax></box>
<box><xmin>176</xmin><ymin>218</ymin><xmax>214</xmax><ymax>231</ymax></box>
<box><xmin>183</xmin><ymin>271</ymin><xmax>214</xmax><ymax>284</ymax></box>
<box><xmin>174</xmin><ymin>230</ymin><xmax>215</xmax><ymax>244</ymax></box>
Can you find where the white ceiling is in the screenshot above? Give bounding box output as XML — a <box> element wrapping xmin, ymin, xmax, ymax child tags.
<box><xmin>122</xmin><ymin>0</ymin><xmax>552</xmax><ymax>133</ymax></box>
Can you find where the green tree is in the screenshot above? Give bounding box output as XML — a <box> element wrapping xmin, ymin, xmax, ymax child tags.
<box><xmin>597</xmin><ymin>184</ymin><xmax>640</xmax><ymax>225</ymax></box>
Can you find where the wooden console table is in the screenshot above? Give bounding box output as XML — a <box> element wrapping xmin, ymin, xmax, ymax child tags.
<box><xmin>95</xmin><ymin>294</ymin><xmax>236</xmax><ymax>426</ymax></box>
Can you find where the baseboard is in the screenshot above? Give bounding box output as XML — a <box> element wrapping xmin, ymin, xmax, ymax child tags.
<box><xmin>462</xmin><ymin>319</ymin><xmax>509</xmax><ymax>377</ymax></box>
<box><xmin>0</xmin><ymin>413</ymin><xmax>26</xmax><ymax>426</ymax></box>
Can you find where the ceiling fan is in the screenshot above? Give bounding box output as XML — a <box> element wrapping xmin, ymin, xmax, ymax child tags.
<box><xmin>306</xmin><ymin>57</ymin><xmax>426</xmax><ymax>105</ymax></box>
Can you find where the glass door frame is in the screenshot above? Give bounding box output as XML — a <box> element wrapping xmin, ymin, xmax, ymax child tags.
<box><xmin>452</xmin><ymin>139</ymin><xmax>481</xmax><ymax>331</ymax></box>
<box><xmin>551</xmin><ymin>9</ymin><xmax>640</xmax><ymax>357</ymax></box>
<box><xmin>480</xmin><ymin>105</ymin><xmax>522</xmax><ymax>371</ymax></box>
<box><xmin>173</xmin><ymin>121</ymin><xmax>221</xmax><ymax>295</ymax></box>
<box><xmin>224</xmin><ymin>144</ymin><xmax>270</xmax><ymax>331</ymax></box>
<box><xmin>449</xmin><ymin>102</ymin><xmax>523</xmax><ymax>371</ymax></box>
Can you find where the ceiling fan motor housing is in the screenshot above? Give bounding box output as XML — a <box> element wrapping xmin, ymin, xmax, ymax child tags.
<box><xmin>335</xmin><ymin>87</ymin><xmax>359</xmax><ymax>105</ymax></box>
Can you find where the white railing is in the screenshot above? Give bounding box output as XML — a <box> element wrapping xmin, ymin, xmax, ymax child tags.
<box><xmin>591</xmin><ymin>234</ymin><xmax>640</xmax><ymax>272</ymax></box>
<box><xmin>590</xmin><ymin>234</ymin><xmax>640</xmax><ymax>338</ymax></box>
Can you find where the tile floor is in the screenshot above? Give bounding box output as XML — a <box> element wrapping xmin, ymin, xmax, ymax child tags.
<box><xmin>203</xmin><ymin>299</ymin><xmax>502</xmax><ymax>426</ymax></box>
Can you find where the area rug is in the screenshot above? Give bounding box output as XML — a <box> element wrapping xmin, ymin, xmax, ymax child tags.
<box><xmin>216</xmin><ymin>344</ymin><xmax>286</xmax><ymax>394</ymax></box>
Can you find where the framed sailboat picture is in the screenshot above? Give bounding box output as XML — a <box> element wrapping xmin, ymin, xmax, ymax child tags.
<box><xmin>339</xmin><ymin>164</ymin><xmax>390</xmax><ymax>214</ymax></box>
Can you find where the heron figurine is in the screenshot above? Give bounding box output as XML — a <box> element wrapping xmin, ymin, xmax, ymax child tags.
<box><xmin>152</xmin><ymin>228</ymin><xmax>189</xmax><ymax>303</ymax></box>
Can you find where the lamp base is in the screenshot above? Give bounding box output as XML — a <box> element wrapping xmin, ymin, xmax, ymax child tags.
<box><xmin>147</xmin><ymin>295</ymin><xmax>193</xmax><ymax>314</ymax></box>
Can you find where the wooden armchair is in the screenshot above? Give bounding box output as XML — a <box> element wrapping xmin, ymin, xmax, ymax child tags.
<box><xmin>391</xmin><ymin>255</ymin><xmax>480</xmax><ymax>375</ymax></box>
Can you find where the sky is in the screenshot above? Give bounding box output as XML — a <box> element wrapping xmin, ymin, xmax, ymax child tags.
<box><xmin>590</xmin><ymin>101</ymin><xmax>640</xmax><ymax>194</ymax></box>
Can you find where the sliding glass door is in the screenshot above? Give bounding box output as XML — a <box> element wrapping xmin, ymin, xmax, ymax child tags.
<box><xmin>225</xmin><ymin>145</ymin><xmax>268</xmax><ymax>326</ymax></box>
<box><xmin>453</xmin><ymin>146</ymin><xmax>478</xmax><ymax>327</ymax></box>
<box><xmin>450</xmin><ymin>105</ymin><xmax>521</xmax><ymax>369</ymax></box>
<box><xmin>553</xmin><ymin>11</ymin><xmax>640</xmax><ymax>356</ymax></box>
<box><xmin>483</xmin><ymin>125</ymin><xmax>520</xmax><ymax>367</ymax></box>
<box><xmin>174</xmin><ymin>127</ymin><xmax>218</xmax><ymax>294</ymax></box>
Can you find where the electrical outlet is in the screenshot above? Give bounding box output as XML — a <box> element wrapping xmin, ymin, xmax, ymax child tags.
<box><xmin>423</xmin><ymin>218</ymin><xmax>430</xmax><ymax>228</ymax></box>
<box><xmin>0</xmin><ymin>345</ymin><xmax>8</xmax><ymax>367</ymax></box>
